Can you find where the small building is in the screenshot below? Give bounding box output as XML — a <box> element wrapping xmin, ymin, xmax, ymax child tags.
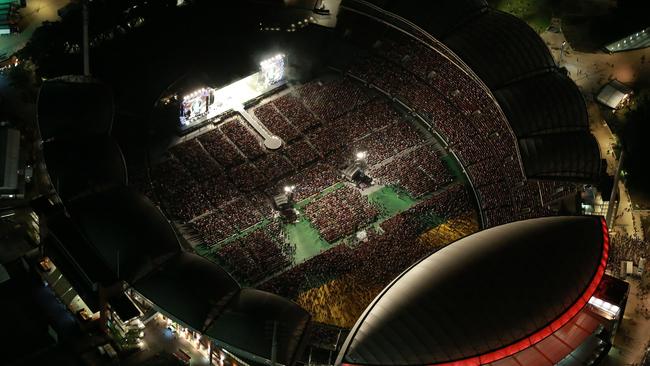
<box><xmin>596</xmin><ymin>80</ymin><xmax>633</xmax><ymax>110</ymax></box>
<box><xmin>0</xmin><ymin>126</ymin><xmax>20</xmax><ymax>198</ymax></box>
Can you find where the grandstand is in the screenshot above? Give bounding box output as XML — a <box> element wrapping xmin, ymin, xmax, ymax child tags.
<box><xmin>336</xmin><ymin>216</ymin><xmax>624</xmax><ymax>366</ymax></box>
<box><xmin>137</xmin><ymin>0</ymin><xmax>606</xmax><ymax>338</ymax></box>
<box><xmin>32</xmin><ymin>0</ymin><xmax>613</xmax><ymax>365</ymax></box>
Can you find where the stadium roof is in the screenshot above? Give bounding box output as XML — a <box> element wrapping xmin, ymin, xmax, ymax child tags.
<box><xmin>207</xmin><ymin>288</ymin><xmax>311</xmax><ymax>366</ymax></box>
<box><xmin>65</xmin><ymin>186</ymin><xmax>182</xmax><ymax>283</ymax></box>
<box><xmin>336</xmin><ymin>216</ymin><xmax>608</xmax><ymax>366</ymax></box>
<box><xmin>442</xmin><ymin>9</ymin><xmax>555</xmax><ymax>88</ymax></box>
<box><xmin>132</xmin><ymin>251</ymin><xmax>239</xmax><ymax>332</ymax></box>
<box><xmin>44</xmin><ymin>214</ymin><xmax>116</xmax><ymax>308</ymax></box>
<box><xmin>37</xmin><ymin>75</ymin><xmax>114</xmax><ymax>141</ymax></box>
<box><xmin>43</xmin><ymin>136</ymin><xmax>127</xmax><ymax>201</ymax></box>
<box><xmin>36</xmin><ymin>72</ymin><xmax>312</xmax><ymax>366</ymax></box>
<box><xmin>494</xmin><ymin>71</ymin><xmax>589</xmax><ymax>138</ymax></box>
<box><xmin>360</xmin><ymin>0</ymin><xmax>488</xmax><ymax>38</ymax></box>
<box><xmin>518</xmin><ymin>132</ymin><xmax>602</xmax><ymax>182</ymax></box>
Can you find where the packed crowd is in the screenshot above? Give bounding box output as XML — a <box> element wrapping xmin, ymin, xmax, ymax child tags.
<box><xmin>266</xmin><ymin>163</ymin><xmax>340</xmax><ymax>201</ymax></box>
<box><xmin>216</xmin><ymin>228</ymin><xmax>294</xmax><ymax>285</ymax></box>
<box><xmin>191</xmin><ymin>197</ymin><xmax>265</xmax><ymax>245</ymax></box>
<box><xmin>150</xmin><ymin>157</ymin><xmax>211</xmax><ymax>221</ymax></box>
<box><xmin>297</xmin><ymin>78</ymin><xmax>371</xmax><ymax>122</ymax></box>
<box><xmin>260</xmin><ymin>185</ymin><xmax>473</xmax><ymax>298</ymax></box>
<box><xmin>253</xmin><ymin>103</ymin><xmax>301</xmax><ymax>143</ymax></box>
<box><xmin>307</xmin><ymin>100</ymin><xmax>396</xmax><ymax>157</ymax></box>
<box><xmin>284</xmin><ymin>139</ymin><xmax>320</xmax><ymax>169</ymax></box>
<box><xmin>170</xmin><ymin>139</ymin><xmax>237</xmax><ymax>208</ymax></box>
<box><xmin>304</xmin><ymin>186</ymin><xmax>380</xmax><ymax>243</ymax></box>
<box><xmin>146</xmin><ymin>70</ymin><xmax>487</xmax><ymax>327</ymax></box>
<box><xmin>140</xmin><ymin>12</ymin><xmax>604</xmax><ymax>333</ymax></box>
<box><xmin>338</xmin><ymin>19</ymin><xmax>580</xmax><ymax>227</ymax></box>
<box><xmin>417</xmin><ymin>213</ymin><xmax>480</xmax><ymax>249</ymax></box>
<box><xmin>254</xmin><ymin>152</ymin><xmax>294</xmax><ymax>183</ymax></box>
<box><xmin>273</xmin><ymin>93</ymin><xmax>320</xmax><ymax>133</ymax></box>
<box><xmin>152</xmin><ymin>59</ymin><xmax>573</xmax><ymax>234</ymax></box>
<box><xmin>372</xmin><ymin>145</ymin><xmax>454</xmax><ymax>198</ymax></box>
<box><xmin>197</xmin><ymin>127</ymin><xmax>245</xmax><ymax>167</ymax></box>
<box><xmin>608</xmin><ymin>234</ymin><xmax>650</xmax><ymax>273</ymax></box>
<box><xmin>228</xmin><ymin>163</ymin><xmax>267</xmax><ymax>192</ymax></box>
<box><xmin>152</xmin><ymin>68</ymin><xmax>467</xmax><ymax>224</ymax></box>
<box><xmin>220</xmin><ymin>116</ymin><xmax>265</xmax><ymax>159</ymax></box>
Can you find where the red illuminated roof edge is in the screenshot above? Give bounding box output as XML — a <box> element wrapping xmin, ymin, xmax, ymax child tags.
<box><xmin>342</xmin><ymin>216</ymin><xmax>610</xmax><ymax>366</ymax></box>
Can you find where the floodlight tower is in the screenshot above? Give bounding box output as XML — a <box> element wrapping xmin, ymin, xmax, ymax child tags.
<box><xmin>283</xmin><ymin>185</ymin><xmax>296</xmax><ymax>201</ymax></box>
<box><xmin>274</xmin><ymin>185</ymin><xmax>297</xmax><ymax>222</ymax></box>
<box><xmin>355</xmin><ymin>150</ymin><xmax>368</xmax><ymax>171</ymax></box>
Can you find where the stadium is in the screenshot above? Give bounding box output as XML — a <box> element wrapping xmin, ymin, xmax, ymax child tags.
<box><xmin>32</xmin><ymin>0</ymin><xmax>627</xmax><ymax>366</ymax></box>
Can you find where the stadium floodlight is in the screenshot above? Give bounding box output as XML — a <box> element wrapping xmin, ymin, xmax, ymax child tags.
<box><xmin>283</xmin><ymin>185</ymin><xmax>296</xmax><ymax>194</ymax></box>
<box><xmin>184</xmin><ymin>88</ymin><xmax>201</xmax><ymax>101</ymax></box>
<box><xmin>355</xmin><ymin>151</ymin><xmax>368</xmax><ymax>160</ymax></box>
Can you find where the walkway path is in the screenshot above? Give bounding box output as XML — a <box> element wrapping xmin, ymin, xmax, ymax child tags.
<box><xmin>602</xmin><ymin>278</ymin><xmax>650</xmax><ymax>365</ymax></box>
<box><xmin>543</xmin><ymin>19</ymin><xmax>650</xmax><ymax>366</ymax></box>
<box><xmin>234</xmin><ymin>105</ymin><xmax>282</xmax><ymax>150</ymax></box>
<box><xmin>541</xmin><ymin>22</ymin><xmax>650</xmax><ymax>95</ymax></box>
<box><xmin>541</xmin><ymin>20</ymin><xmax>647</xmax><ymax>241</ymax></box>
<box><xmin>0</xmin><ymin>0</ymin><xmax>70</xmax><ymax>59</ymax></box>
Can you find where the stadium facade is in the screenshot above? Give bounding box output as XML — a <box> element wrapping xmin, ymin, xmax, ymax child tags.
<box><xmin>31</xmin><ymin>1</ymin><xmax>626</xmax><ymax>366</ymax></box>
<box><xmin>335</xmin><ymin>216</ymin><xmax>627</xmax><ymax>366</ymax></box>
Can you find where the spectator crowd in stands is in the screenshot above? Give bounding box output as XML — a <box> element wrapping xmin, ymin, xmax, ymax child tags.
<box><xmin>372</xmin><ymin>145</ymin><xmax>453</xmax><ymax>198</ymax></box>
<box><xmin>337</xmin><ymin>19</ymin><xmax>577</xmax><ymax>227</ymax></box>
<box><xmin>304</xmin><ymin>186</ymin><xmax>379</xmax><ymax>243</ymax></box>
<box><xmin>216</xmin><ymin>228</ymin><xmax>295</xmax><ymax>285</ymax></box>
<box><xmin>142</xmin><ymin>20</ymin><xmax>592</xmax><ymax>329</ymax></box>
<box><xmin>260</xmin><ymin>184</ymin><xmax>473</xmax><ymax>298</ymax></box>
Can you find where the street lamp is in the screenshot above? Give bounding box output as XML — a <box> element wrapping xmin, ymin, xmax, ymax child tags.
<box><xmin>559</xmin><ymin>41</ymin><xmax>567</xmax><ymax>67</ymax></box>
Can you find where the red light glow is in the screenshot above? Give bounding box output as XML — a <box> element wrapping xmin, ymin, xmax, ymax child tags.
<box><xmin>342</xmin><ymin>217</ymin><xmax>610</xmax><ymax>366</ymax></box>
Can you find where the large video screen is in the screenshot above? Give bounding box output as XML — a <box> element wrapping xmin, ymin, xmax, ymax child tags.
<box><xmin>259</xmin><ymin>54</ymin><xmax>286</xmax><ymax>88</ymax></box>
<box><xmin>180</xmin><ymin>88</ymin><xmax>211</xmax><ymax>126</ymax></box>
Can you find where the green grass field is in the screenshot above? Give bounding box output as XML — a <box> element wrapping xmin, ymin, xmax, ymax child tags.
<box><xmin>368</xmin><ymin>185</ymin><xmax>417</xmax><ymax>219</ymax></box>
<box><xmin>196</xmin><ymin>144</ymin><xmax>464</xmax><ymax>282</ymax></box>
<box><xmin>284</xmin><ymin>184</ymin><xmax>424</xmax><ymax>264</ymax></box>
<box><xmin>199</xmin><ymin>177</ymin><xmax>458</xmax><ymax>270</ymax></box>
<box><xmin>285</xmin><ymin>218</ymin><xmax>333</xmax><ymax>263</ymax></box>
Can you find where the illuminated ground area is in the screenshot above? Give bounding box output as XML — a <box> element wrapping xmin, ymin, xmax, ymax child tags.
<box><xmin>146</xmin><ymin>75</ymin><xmax>480</xmax><ymax>328</ymax></box>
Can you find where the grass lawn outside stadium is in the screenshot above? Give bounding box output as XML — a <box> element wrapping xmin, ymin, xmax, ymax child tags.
<box><xmin>488</xmin><ymin>0</ymin><xmax>552</xmax><ymax>33</ymax></box>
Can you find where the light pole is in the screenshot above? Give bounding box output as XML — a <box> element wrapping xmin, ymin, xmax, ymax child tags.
<box><xmin>82</xmin><ymin>0</ymin><xmax>90</xmax><ymax>76</ymax></box>
<box><xmin>559</xmin><ymin>41</ymin><xmax>567</xmax><ymax>67</ymax></box>
<box><xmin>355</xmin><ymin>150</ymin><xmax>368</xmax><ymax>170</ymax></box>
